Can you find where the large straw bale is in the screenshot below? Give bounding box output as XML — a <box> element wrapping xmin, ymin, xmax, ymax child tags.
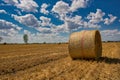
<box><xmin>68</xmin><ymin>30</ymin><xmax>102</xmax><ymax>59</ymax></box>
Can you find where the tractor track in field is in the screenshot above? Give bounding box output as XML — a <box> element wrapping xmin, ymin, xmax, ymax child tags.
<box><xmin>0</xmin><ymin>50</ymin><xmax>67</xmax><ymax>62</ymax></box>
<box><xmin>0</xmin><ymin>51</ymin><xmax>68</xmax><ymax>75</ymax></box>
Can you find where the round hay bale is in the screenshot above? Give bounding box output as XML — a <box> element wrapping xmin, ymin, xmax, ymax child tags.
<box><xmin>68</xmin><ymin>30</ymin><xmax>102</xmax><ymax>59</ymax></box>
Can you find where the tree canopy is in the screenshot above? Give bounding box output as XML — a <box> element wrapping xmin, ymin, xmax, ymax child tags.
<box><xmin>0</xmin><ymin>37</ymin><xmax>3</xmax><ymax>42</ymax></box>
<box><xmin>23</xmin><ymin>34</ymin><xmax>28</xmax><ymax>44</ymax></box>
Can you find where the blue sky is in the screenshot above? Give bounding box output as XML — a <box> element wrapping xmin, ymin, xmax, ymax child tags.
<box><xmin>0</xmin><ymin>0</ymin><xmax>120</xmax><ymax>43</ymax></box>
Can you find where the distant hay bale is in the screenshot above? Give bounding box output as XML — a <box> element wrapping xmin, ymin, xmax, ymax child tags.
<box><xmin>68</xmin><ymin>30</ymin><xmax>102</xmax><ymax>59</ymax></box>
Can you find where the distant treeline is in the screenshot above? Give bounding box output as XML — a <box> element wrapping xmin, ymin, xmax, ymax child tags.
<box><xmin>0</xmin><ymin>42</ymin><xmax>68</xmax><ymax>45</ymax></box>
<box><xmin>1</xmin><ymin>41</ymin><xmax>120</xmax><ymax>45</ymax></box>
<box><xmin>102</xmin><ymin>41</ymin><xmax>120</xmax><ymax>42</ymax></box>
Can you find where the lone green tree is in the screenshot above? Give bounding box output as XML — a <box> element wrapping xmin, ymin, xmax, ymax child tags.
<box><xmin>0</xmin><ymin>37</ymin><xmax>3</xmax><ymax>42</ymax></box>
<box><xmin>23</xmin><ymin>34</ymin><xmax>28</xmax><ymax>44</ymax></box>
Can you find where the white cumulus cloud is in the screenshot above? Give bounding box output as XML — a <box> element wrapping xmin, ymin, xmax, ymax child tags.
<box><xmin>87</xmin><ymin>9</ymin><xmax>105</xmax><ymax>24</ymax></box>
<box><xmin>17</xmin><ymin>0</ymin><xmax>39</xmax><ymax>12</ymax></box>
<box><xmin>14</xmin><ymin>9</ymin><xmax>22</xmax><ymax>15</ymax></box>
<box><xmin>101</xmin><ymin>29</ymin><xmax>120</xmax><ymax>41</ymax></box>
<box><xmin>0</xmin><ymin>19</ymin><xmax>22</xmax><ymax>36</ymax></box>
<box><xmin>2</xmin><ymin>0</ymin><xmax>19</xmax><ymax>5</ymax></box>
<box><xmin>33</xmin><ymin>33</ymin><xmax>68</xmax><ymax>43</ymax></box>
<box><xmin>104</xmin><ymin>14</ymin><xmax>117</xmax><ymax>25</ymax></box>
<box><xmin>39</xmin><ymin>16</ymin><xmax>52</xmax><ymax>27</ymax></box>
<box><xmin>53</xmin><ymin>8</ymin><xmax>104</xmax><ymax>33</ymax></box>
<box><xmin>51</xmin><ymin>0</ymin><xmax>102</xmax><ymax>33</ymax></box>
<box><xmin>0</xmin><ymin>9</ymin><xmax>7</xmax><ymax>14</ymax></box>
<box><xmin>52</xmin><ymin>0</ymin><xmax>89</xmax><ymax>15</ymax></box>
<box><xmin>52</xmin><ymin>1</ymin><xmax>69</xmax><ymax>17</ymax></box>
<box><xmin>37</xmin><ymin>27</ymin><xmax>52</xmax><ymax>34</ymax></box>
<box><xmin>53</xmin><ymin>15</ymin><xmax>84</xmax><ymax>33</ymax></box>
<box><xmin>64</xmin><ymin>15</ymin><xmax>83</xmax><ymax>30</ymax></box>
<box><xmin>83</xmin><ymin>21</ymin><xmax>101</xmax><ymax>28</ymax></box>
<box><xmin>70</xmin><ymin>0</ymin><xmax>89</xmax><ymax>12</ymax></box>
<box><xmin>119</xmin><ymin>19</ymin><xmax>120</xmax><ymax>22</ymax></box>
<box><xmin>3</xmin><ymin>0</ymin><xmax>39</xmax><ymax>12</ymax></box>
<box><xmin>40</xmin><ymin>3</ymin><xmax>49</xmax><ymax>15</ymax></box>
<box><xmin>12</xmin><ymin>14</ymin><xmax>40</xmax><ymax>28</ymax></box>
<box><xmin>12</xmin><ymin>14</ymin><xmax>55</xmax><ymax>34</ymax></box>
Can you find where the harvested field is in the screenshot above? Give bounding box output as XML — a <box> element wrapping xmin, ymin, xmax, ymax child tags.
<box><xmin>0</xmin><ymin>42</ymin><xmax>120</xmax><ymax>80</ymax></box>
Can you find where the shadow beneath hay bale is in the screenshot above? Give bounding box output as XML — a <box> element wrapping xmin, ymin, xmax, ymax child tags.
<box><xmin>96</xmin><ymin>57</ymin><xmax>120</xmax><ymax>64</ymax></box>
<box><xmin>73</xmin><ymin>57</ymin><xmax>120</xmax><ymax>64</ymax></box>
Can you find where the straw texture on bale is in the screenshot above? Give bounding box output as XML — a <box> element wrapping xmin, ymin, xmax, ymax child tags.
<box><xmin>68</xmin><ymin>30</ymin><xmax>102</xmax><ymax>59</ymax></box>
